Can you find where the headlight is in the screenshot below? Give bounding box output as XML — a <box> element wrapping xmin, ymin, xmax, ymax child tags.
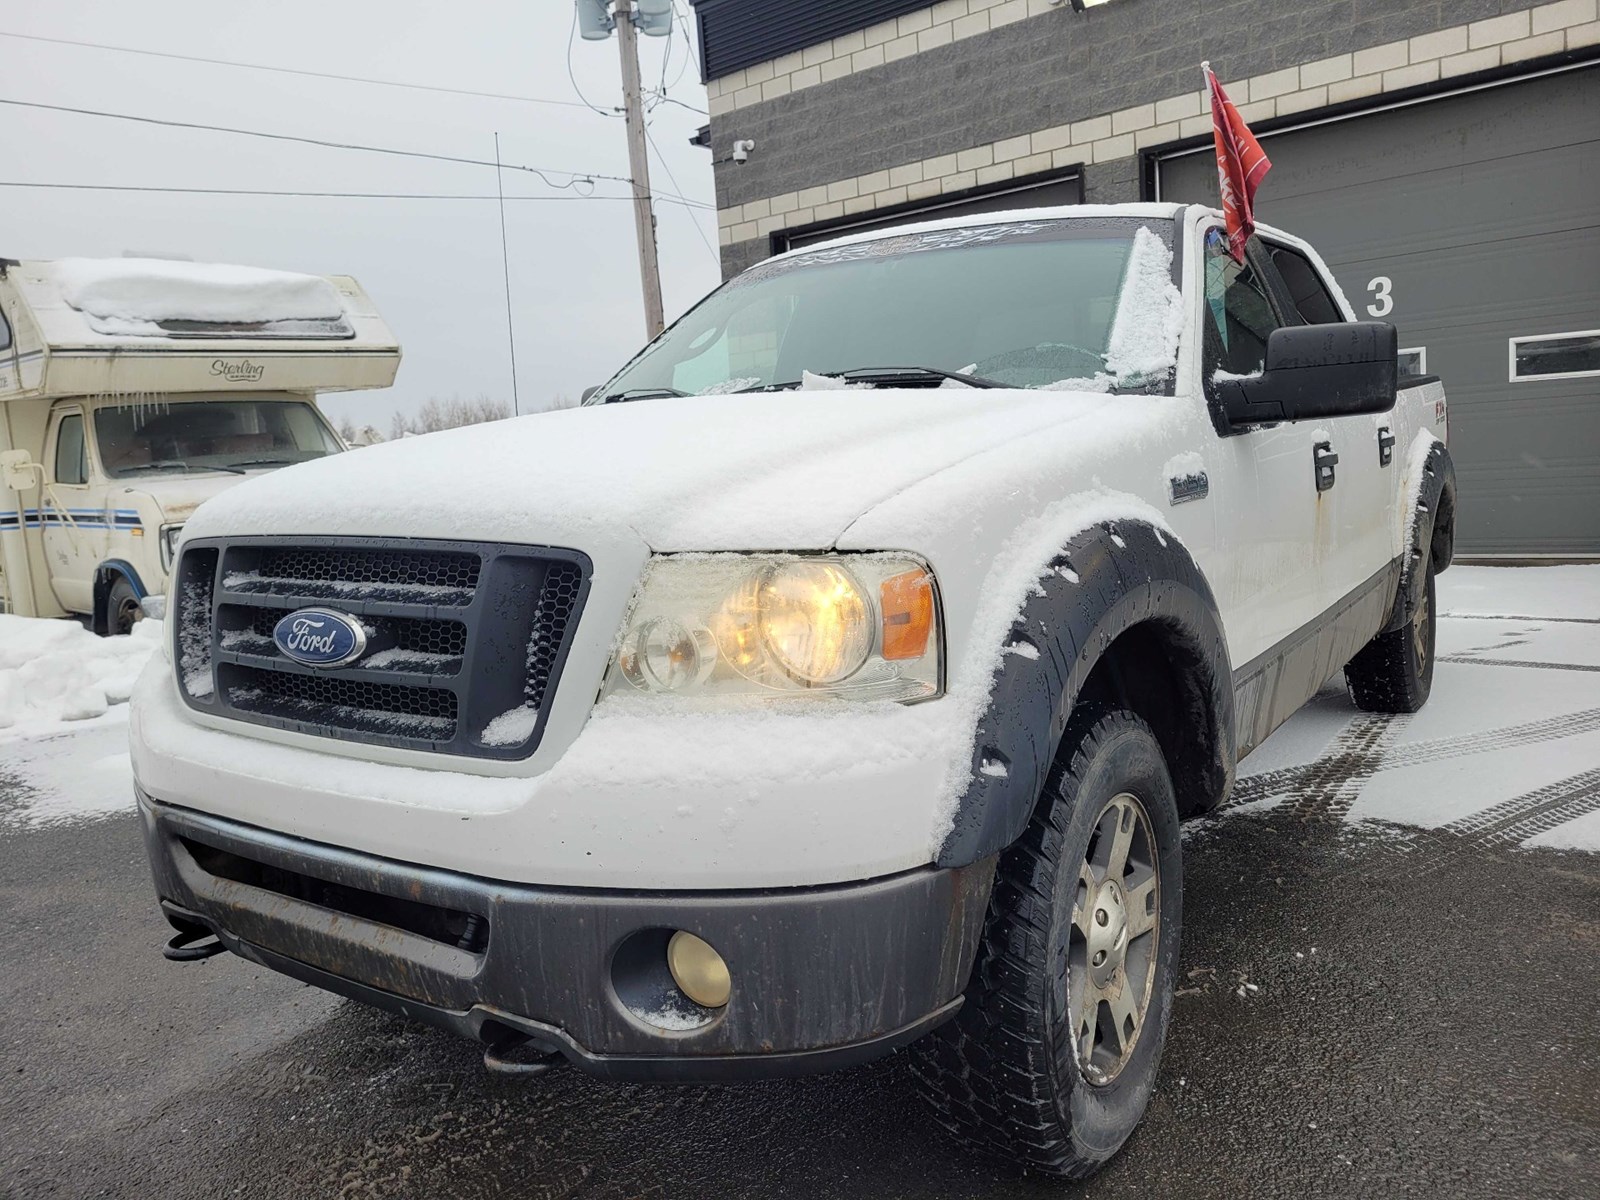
<box><xmin>606</xmin><ymin>554</ymin><xmax>942</xmax><ymax>703</ymax></box>
<box><xmin>159</xmin><ymin>524</ymin><xmax>184</xmax><ymax>571</ymax></box>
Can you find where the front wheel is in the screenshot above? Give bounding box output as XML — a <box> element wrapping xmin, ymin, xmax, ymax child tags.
<box><xmin>105</xmin><ymin>576</ymin><xmax>144</xmax><ymax>637</ymax></box>
<box><xmin>912</xmin><ymin>709</ymin><xmax>1182</xmax><ymax>1179</ymax></box>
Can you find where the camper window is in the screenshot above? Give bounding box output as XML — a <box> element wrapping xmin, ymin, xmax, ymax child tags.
<box><xmin>54</xmin><ymin>414</ymin><xmax>89</xmax><ymax>485</ymax></box>
<box><xmin>0</xmin><ymin>307</ymin><xmax>11</xmax><ymax>353</ymax></box>
<box><xmin>94</xmin><ymin>399</ymin><xmax>341</xmax><ymax>478</ymax></box>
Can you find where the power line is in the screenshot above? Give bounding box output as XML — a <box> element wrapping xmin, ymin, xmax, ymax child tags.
<box><xmin>646</xmin><ymin>2</ymin><xmax>698</xmax><ymax>114</ymax></box>
<box><xmin>0</xmin><ymin>96</ymin><xmax>714</xmax><ymax>209</ymax></box>
<box><xmin>566</xmin><ymin>3</ymin><xmax>622</xmax><ymax>119</ymax></box>
<box><xmin>0</xmin><ymin>29</ymin><xmax>595</xmax><ymax>110</ymax></box>
<box><xmin>643</xmin><ymin>124</ymin><xmax>718</xmax><ymax>263</ymax></box>
<box><xmin>493</xmin><ymin>133</ymin><xmax>521</xmax><ymax>416</ymax></box>
<box><xmin>0</xmin><ymin>180</ymin><xmax>713</xmax><ymax>208</ymax></box>
<box><xmin>0</xmin><ymin>96</ymin><xmax>617</xmax><ymax>190</ymax></box>
<box><xmin>645</xmin><ymin>92</ymin><xmax>707</xmax><ymax>117</ymax></box>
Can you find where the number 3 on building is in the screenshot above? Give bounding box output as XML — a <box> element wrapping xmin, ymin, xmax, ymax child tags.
<box><xmin>1366</xmin><ymin>276</ymin><xmax>1393</xmax><ymax>317</ymax></box>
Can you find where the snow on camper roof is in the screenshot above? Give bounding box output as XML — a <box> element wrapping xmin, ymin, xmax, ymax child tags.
<box><xmin>51</xmin><ymin>257</ymin><xmax>352</xmax><ymax>339</ymax></box>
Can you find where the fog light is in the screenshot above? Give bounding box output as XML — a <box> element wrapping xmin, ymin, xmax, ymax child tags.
<box><xmin>666</xmin><ymin>930</ymin><xmax>730</xmax><ymax>1008</ymax></box>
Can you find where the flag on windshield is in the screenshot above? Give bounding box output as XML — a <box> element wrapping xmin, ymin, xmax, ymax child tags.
<box><xmin>1203</xmin><ymin>63</ymin><xmax>1271</xmax><ymax>262</ymax></box>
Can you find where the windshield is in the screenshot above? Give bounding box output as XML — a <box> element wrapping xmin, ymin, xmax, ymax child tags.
<box><xmin>595</xmin><ymin>216</ymin><xmax>1179</xmax><ymax>400</ymax></box>
<box><xmin>93</xmin><ymin>398</ymin><xmax>343</xmax><ymax>478</ymax></box>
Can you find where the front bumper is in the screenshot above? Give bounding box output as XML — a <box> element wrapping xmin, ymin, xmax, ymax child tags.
<box><xmin>140</xmin><ymin>791</ymin><xmax>995</xmax><ymax>1082</ymax></box>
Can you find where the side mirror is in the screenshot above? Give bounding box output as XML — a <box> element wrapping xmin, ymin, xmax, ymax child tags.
<box><xmin>581</xmin><ymin>385</ymin><xmax>601</xmax><ymax>403</ymax></box>
<box><xmin>1</xmin><ymin>448</ymin><xmax>39</xmax><ymax>492</ymax></box>
<box><xmin>1214</xmin><ymin>321</ymin><xmax>1398</xmax><ymax>428</ymax></box>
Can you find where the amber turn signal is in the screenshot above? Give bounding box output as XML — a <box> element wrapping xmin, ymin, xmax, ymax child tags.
<box><xmin>880</xmin><ymin>568</ymin><xmax>935</xmax><ymax>661</ymax></box>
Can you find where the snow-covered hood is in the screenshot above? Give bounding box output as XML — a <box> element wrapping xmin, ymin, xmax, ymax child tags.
<box><xmin>183</xmin><ymin>390</ymin><xmax>1121</xmax><ymax>552</ymax></box>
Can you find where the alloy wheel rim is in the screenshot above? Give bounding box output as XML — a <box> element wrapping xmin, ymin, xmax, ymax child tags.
<box><xmin>1068</xmin><ymin>791</ymin><xmax>1160</xmax><ymax>1085</ymax></box>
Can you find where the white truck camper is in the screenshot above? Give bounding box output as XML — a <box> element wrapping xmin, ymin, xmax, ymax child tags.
<box><xmin>0</xmin><ymin>257</ymin><xmax>398</xmax><ymax>633</ymax></box>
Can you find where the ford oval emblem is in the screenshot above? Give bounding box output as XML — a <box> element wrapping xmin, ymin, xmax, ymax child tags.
<box><xmin>272</xmin><ymin>608</ymin><xmax>368</xmax><ymax>668</ymax></box>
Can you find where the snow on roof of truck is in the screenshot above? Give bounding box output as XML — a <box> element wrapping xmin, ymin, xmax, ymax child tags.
<box><xmin>47</xmin><ymin>258</ymin><xmax>346</xmax><ymax>338</ymax></box>
<box><xmin>764</xmin><ymin>202</ymin><xmax>1191</xmax><ymax>265</ymax></box>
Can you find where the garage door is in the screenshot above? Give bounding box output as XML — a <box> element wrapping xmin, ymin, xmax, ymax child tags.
<box><xmin>1156</xmin><ymin>66</ymin><xmax>1600</xmax><ymax>557</ymax></box>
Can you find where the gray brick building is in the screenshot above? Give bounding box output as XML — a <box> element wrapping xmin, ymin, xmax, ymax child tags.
<box><xmin>690</xmin><ymin>0</ymin><xmax>1599</xmax><ymax>556</ymax></box>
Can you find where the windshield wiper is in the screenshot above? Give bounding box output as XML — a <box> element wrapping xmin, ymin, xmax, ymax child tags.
<box><xmin>138</xmin><ymin>459</ymin><xmax>245</xmax><ymax>475</ymax></box>
<box><xmin>787</xmin><ymin>366</ymin><xmax>1006</xmax><ymax>389</ymax></box>
<box><xmin>228</xmin><ymin>457</ymin><xmax>302</xmax><ymax>469</ymax></box>
<box><xmin>603</xmin><ymin>386</ymin><xmax>691</xmax><ymax>402</ymax></box>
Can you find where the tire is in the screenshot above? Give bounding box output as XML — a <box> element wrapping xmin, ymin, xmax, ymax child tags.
<box><xmin>1345</xmin><ymin>556</ymin><xmax>1436</xmax><ymax>714</ymax></box>
<box><xmin>912</xmin><ymin>709</ymin><xmax>1182</xmax><ymax>1179</ymax></box>
<box><xmin>105</xmin><ymin>576</ymin><xmax>144</xmax><ymax>638</ymax></box>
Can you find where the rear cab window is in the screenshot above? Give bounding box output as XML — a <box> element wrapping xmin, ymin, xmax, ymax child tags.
<box><xmin>1263</xmin><ymin>243</ymin><xmax>1345</xmax><ymax>325</ymax></box>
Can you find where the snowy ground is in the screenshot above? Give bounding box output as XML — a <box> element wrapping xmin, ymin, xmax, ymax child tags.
<box><xmin>1226</xmin><ymin>564</ymin><xmax>1600</xmax><ymax>854</ymax></box>
<box><xmin>0</xmin><ymin>566</ymin><xmax>1596</xmax><ymax>846</ymax></box>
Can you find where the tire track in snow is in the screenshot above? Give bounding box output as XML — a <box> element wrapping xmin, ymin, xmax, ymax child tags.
<box><xmin>1435</xmin><ymin>656</ymin><xmax>1600</xmax><ymax>674</ymax></box>
<box><xmin>1277</xmin><ymin>715</ymin><xmax>1405</xmax><ymax>823</ymax></box>
<box><xmin>1229</xmin><ymin>707</ymin><xmax>1600</xmax><ymax>810</ymax></box>
<box><xmin>1438</xmin><ymin>766</ymin><xmax>1600</xmax><ymax>850</ymax></box>
<box><xmin>1350</xmin><ymin>767</ymin><xmax>1600</xmax><ymax>878</ymax></box>
<box><xmin>1441</xmin><ymin>612</ymin><xmax>1600</xmax><ymax>626</ymax></box>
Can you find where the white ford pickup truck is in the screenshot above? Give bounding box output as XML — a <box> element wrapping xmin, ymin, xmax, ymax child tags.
<box><xmin>133</xmin><ymin>203</ymin><xmax>1456</xmax><ymax>1178</ymax></box>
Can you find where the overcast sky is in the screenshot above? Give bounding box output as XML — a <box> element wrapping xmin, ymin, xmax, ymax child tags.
<box><xmin>3</xmin><ymin>0</ymin><xmax>720</xmax><ymax>429</ymax></box>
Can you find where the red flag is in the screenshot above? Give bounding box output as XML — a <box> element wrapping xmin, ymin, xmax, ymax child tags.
<box><xmin>1204</xmin><ymin>63</ymin><xmax>1271</xmax><ymax>262</ymax></box>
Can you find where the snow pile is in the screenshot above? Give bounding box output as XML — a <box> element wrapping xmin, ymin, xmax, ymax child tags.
<box><xmin>1103</xmin><ymin>226</ymin><xmax>1185</xmax><ymax>382</ymax></box>
<box><xmin>0</xmin><ymin>616</ymin><xmax>161</xmax><ymax>734</ymax></box>
<box><xmin>697</xmin><ymin>377</ymin><xmax>762</xmax><ymax>396</ymax></box>
<box><xmin>1</xmin><ymin>725</ymin><xmax>140</xmax><ymax>828</ymax></box>
<box><xmin>1163</xmin><ymin>450</ymin><xmax>1206</xmax><ymax>478</ymax></box>
<box><xmin>54</xmin><ymin>257</ymin><xmax>343</xmax><ymax>335</ymax></box>
<box><xmin>799</xmin><ymin>370</ymin><xmax>871</xmax><ymax>390</ymax></box>
<box><xmin>481</xmin><ymin>705</ymin><xmax>539</xmax><ymax>747</ymax></box>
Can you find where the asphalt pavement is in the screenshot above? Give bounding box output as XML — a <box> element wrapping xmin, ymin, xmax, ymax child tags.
<box><xmin>3</xmin><ymin>772</ymin><xmax>1596</xmax><ymax>1199</ymax></box>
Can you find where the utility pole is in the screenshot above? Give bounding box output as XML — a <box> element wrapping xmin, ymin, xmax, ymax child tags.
<box><xmin>613</xmin><ymin>1</ymin><xmax>666</xmax><ymax>338</ymax></box>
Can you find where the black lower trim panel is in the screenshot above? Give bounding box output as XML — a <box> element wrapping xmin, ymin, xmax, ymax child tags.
<box><xmin>1231</xmin><ymin>558</ymin><xmax>1401</xmax><ymax>759</ymax></box>
<box><xmin>141</xmin><ymin>793</ymin><xmax>995</xmax><ymax>1082</ymax></box>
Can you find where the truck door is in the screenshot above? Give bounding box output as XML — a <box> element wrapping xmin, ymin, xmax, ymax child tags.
<box><xmin>41</xmin><ymin>406</ymin><xmax>105</xmax><ymax>614</ymax></box>
<box><xmin>1197</xmin><ymin>226</ymin><xmax>1330</xmax><ymax>667</ymax></box>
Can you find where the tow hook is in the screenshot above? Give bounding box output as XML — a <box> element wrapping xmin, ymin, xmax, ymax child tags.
<box><xmin>482</xmin><ymin>1035</ymin><xmax>563</xmax><ymax>1077</ymax></box>
<box><xmin>162</xmin><ymin>927</ymin><xmax>226</xmax><ymax>961</ymax></box>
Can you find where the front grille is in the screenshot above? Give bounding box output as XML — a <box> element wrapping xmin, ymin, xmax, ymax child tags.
<box><xmin>223</xmin><ymin>664</ymin><xmax>459</xmax><ymax>740</ymax></box>
<box><xmin>224</xmin><ymin>546</ymin><xmax>480</xmax><ymax>607</ymax></box>
<box><xmin>176</xmin><ymin>536</ymin><xmax>591</xmax><ymax>759</ymax></box>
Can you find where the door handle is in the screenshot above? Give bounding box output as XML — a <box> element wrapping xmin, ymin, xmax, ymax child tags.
<box><xmin>1378</xmin><ymin>427</ymin><xmax>1396</xmax><ymax>467</ymax></box>
<box><xmin>1313</xmin><ymin>442</ymin><xmax>1338</xmax><ymax>492</ymax></box>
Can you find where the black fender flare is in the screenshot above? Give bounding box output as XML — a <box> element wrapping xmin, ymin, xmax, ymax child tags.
<box><xmin>936</xmin><ymin>519</ymin><xmax>1236</xmax><ymax>869</ymax></box>
<box><xmin>1382</xmin><ymin>439</ymin><xmax>1456</xmax><ymax>634</ymax></box>
<box><xmin>93</xmin><ymin>559</ymin><xmax>147</xmax><ymax>634</ymax></box>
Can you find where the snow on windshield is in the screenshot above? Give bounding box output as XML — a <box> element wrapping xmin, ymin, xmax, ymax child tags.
<box><xmin>1103</xmin><ymin>226</ymin><xmax>1185</xmax><ymax>381</ymax></box>
<box><xmin>54</xmin><ymin>258</ymin><xmax>344</xmax><ymax>335</ymax></box>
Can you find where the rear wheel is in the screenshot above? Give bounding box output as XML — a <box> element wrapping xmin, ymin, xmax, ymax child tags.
<box><xmin>1346</xmin><ymin>557</ymin><xmax>1436</xmax><ymax>713</ymax></box>
<box><xmin>912</xmin><ymin>709</ymin><xmax>1182</xmax><ymax>1179</ymax></box>
<box><xmin>105</xmin><ymin>577</ymin><xmax>144</xmax><ymax>638</ymax></box>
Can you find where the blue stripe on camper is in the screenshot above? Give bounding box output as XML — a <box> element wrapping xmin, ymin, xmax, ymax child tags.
<box><xmin>0</xmin><ymin>508</ymin><xmax>144</xmax><ymax>532</ymax></box>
